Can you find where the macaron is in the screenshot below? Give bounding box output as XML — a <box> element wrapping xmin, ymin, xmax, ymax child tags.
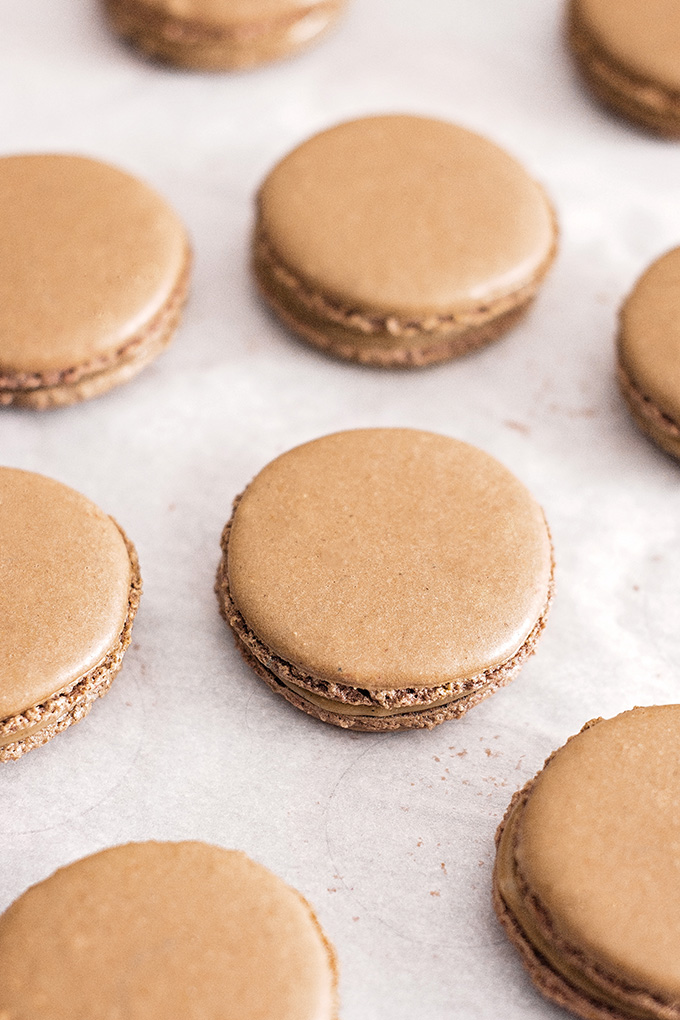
<box><xmin>618</xmin><ymin>247</ymin><xmax>680</xmax><ymax>459</ymax></box>
<box><xmin>494</xmin><ymin>705</ymin><xmax>680</xmax><ymax>1020</ymax></box>
<box><xmin>216</xmin><ymin>428</ymin><xmax>554</xmax><ymax>731</ymax></box>
<box><xmin>0</xmin><ymin>841</ymin><xmax>338</xmax><ymax>1019</ymax></box>
<box><xmin>105</xmin><ymin>0</ymin><xmax>347</xmax><ymax>70</ymax></box>
<box><xmin>253</xmin><ymin>114</ymin><xmax>558</xmax><ymax>367</ymax></box>
<box><xmin>0</xmin><ymin>154</ymin><xmax>190</xmax><ymax>409</ymax></box>
<box><xmin>568</xmin><ymin>0</ymin><xmax>680</xmax><ymax>136</ymax></box>
<box><xmin>0</xmin><ymin>467</ymin><xmax>141</xmax><ymax>761</ymax></box>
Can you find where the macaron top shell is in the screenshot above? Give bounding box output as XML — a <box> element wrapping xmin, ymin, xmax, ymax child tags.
<box><xmin>620</xmin><ymin>247</ymin><xmax>680</xmax><ymax>425</ymax></box>
<box><xmin>0</xmin><ymin>841</ymin><xmax>337</xmax><ymax>1020</ymax></box>
<box><xmin>257</xmin><ymin>115</ymin><xmax>556</xmax><ymax>318</ymax></box>
<box><xmin>228</xmin><ymin>429</ymin><xmax>552</xmax><ymax>690</ymax></box>
<box><xmin>517</xmin><ymin>705</ymin><xmax>680</xmax><ymax>1002</ymax></box>
<box><xmin>0</xmin><ymin>154</ymin><xmax>187</xmax><ymax>376</ymax></box>
<box><xmin>0</xmin><ymin>468</ymin><xmax>131</xmax><ymax>718</ymax></box>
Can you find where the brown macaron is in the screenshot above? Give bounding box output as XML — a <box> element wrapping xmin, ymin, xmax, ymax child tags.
<box><xmin>494</xmin><ymin>705</ymin><xmax>680</xmax><ymax>1020</ymax></box>
<box><xmin>0</xmin><ymin>841</ymin><xmax>338</xmax><ymax>1019</ymax></box>
<box><xmin>0</xmin><ymin>467</ymin><xmax>141</xmax><ymax>761</ymax></box>
<box><xmin>618</xmin><ymin>247</ymin><xmax>680</xmax><ymax>459</ymax></box>
<box><xmin>568</xmin><ymin>0</ymin><xmax>680</xmax><ymax>136</ymax></box>
<box><xmin>253</xmin><ymin>114</ymin><xmax>558</xmax><ymax>367</ymax></box>
<box><xmin>105</xmin><ymin>0</ymin><xmax>347</xmax><ymax>70</ymax></box>
<box><xmin>0</xmin><ymin>154</ymin><xmax>190</xmax><ymax>409</ymax></box>
<box><xmin>216</xmin><ymin>428</ymin><xmax>554</xmax><ymax>731</ymax></box>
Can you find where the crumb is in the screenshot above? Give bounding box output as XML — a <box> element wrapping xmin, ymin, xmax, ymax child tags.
<box><xmin>504</xmin><ymin>419</ymin><xmax>530</xmax><ymax>435</ymax></box>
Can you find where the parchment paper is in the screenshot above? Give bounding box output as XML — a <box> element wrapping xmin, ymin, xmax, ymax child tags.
<box><xmin>2</xmin><ymin>1</ymin><xmax>680</xmax><ymax>1016</ymax></box>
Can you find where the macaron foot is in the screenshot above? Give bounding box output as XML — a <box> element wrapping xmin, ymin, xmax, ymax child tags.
<box><xmin>253</xmin><ymin>236</ymin><xmax>548</xmax><ymax>368</ymax></box>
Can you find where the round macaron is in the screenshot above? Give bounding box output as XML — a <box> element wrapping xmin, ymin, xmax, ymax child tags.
<box><xmin>494</xmin><ymin>705</ymin><xmax>680</xmax><ymax>1020</ymax></box>
<box><xmin>617</xmin><ymin>247</ymin><xmax>680</xmax><ymax>459</ymax></box>
<box><xmin>0</xmin><ymin>841</ymin><xmax>338</xmax><ymax>1019</ymax></box>
<box><xmin>568</xmin><ymin>0</ymin><xmax>680</xmax><ymax>136</ymax></box>
<box><xmin>105</xmin><ymin>0</ymin><xmax>347</xmax><ymax>70</ymax></box>
<box><xmin>216</xmin><ymin>429</ymin><xmax>554</xmax><ymax>731</ymax></box>
<box><xmin>0</xmin><ymin>154</ymin><xmax>190</xmax><ymax>409</ymax></box>
<box><xmin>253</xmin><ymin>114</ymin><xmax>558</xmax><ymax>367</ymax></box>
<box><xmin>0</xmin><ymin>467</ymin><xmax>141</xmax><ymax>761</ymax></box>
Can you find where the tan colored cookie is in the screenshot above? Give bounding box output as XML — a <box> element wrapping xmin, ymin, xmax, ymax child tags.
<box><xmin>0</xmin><ymin>841</ymin><xmax>338</xmax><ymax>1019</ymax></box>
<box><xmin>494</xmin><ymin>706</ymin><xmax>680</xmax><ymax>1020</ymax></box>
<box><xmin>618</xmin><ymin>247</ymin><xmax>680</xmax><ymax>459</ymax></box>
<box><xmin>105</xmin><ymin>0</ymin><xmax>347</xmax><ymax>70</ymax></box>
<box><xmin>0</xmin><ymin>154</ymin><xmax>190</xmax><ymax>409</ymax></box>
<box><xmin>568</xmin><ymin>0</ymin><xmax>680</xmax><ymax>136</ymax></box>
<box><xmin>0</xmin><ymin>468</ymin><xmax>142</xmax><ymax>761</ymax></box>
<box><xmin>215</xmin><ymin>429</ymin><xmax>554</xmax><ymax>731</ymax></box>
<box><xmin>254</xmin><ymin>115</ymin><xmax>558</xmax><ymax>367</ymax></box>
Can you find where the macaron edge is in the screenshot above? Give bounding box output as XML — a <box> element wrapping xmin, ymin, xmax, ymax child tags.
<box><xmin>493</xmin><ymin>714</ymin><xmax>680</xmax><ymax>1020</ymax></box>
<box><xmin>567</xmin><ymin>0</ymin><xmax>680</xmax><ymax>137</ymax></box>
<box><xmin>0</xmin><ymin>523</ymin><xmax>142</xmax><ymax>762</ymax></box>
<box><xmin>215</xmin><ymin>501</ymin><xmax>555</xmax><ymax>732</ymax></box>
<box><xmin>0</xmin><ymin>242</ymin><xmax>191</xmax><ymax>410</ymax></box>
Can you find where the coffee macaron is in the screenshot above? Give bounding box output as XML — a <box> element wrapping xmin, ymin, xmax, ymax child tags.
<box><xmin>568</xmin><ymin>0</ymin><xmax>680</xmax><ymax>136</ymax></box>
<box><xmin>0</xmin><ymin>154</ymin><xmax>190</xmax><ymax>409</ymax></box>
<box><xmin>216</xmin><ymin>429</ymin><xmax>554</xmax><ymax>731</ymax></box>
<box><xmin>254</xmin><ymin>114</ymin><xmax>558</xmax><ymax>367</ymax></box>
<box><xmin>0</xmin><ymin>468</ymin><xmax>141</xmax><ymax>761</ymax></box>
<box><xmin>494</xmin><ymin>705</ymin><xmax>680</xmax><ymax>1020</ymax></box>
<box><xmin>618</xmin><ymin>247</ymin><xmax>680</xmax><ymax>459</ymax></box>
<box><xmin>0</xmin><ymin>841</ymin><xmax>338</xmax><ymax>1019</ymax></box>
<box><xmin>105</xmin><ymin>0</ymin><xmax>347</xmax><ymax>70</ymax></box>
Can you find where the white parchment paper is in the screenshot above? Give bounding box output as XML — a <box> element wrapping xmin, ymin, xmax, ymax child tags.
<box><xmin>2</xmin><ymin>1</ymin><xmax>680</xmax><ymax>1016</ymax></box>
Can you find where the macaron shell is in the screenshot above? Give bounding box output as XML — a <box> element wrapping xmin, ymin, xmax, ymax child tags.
<box><xmin>227</xmin><ymin>429</ymin><xmax>553</xmax><ymax>690</ymax></box>
<box><xmin>0</xmin><ymin>468</ymin><xmax>132</xmax><ymax>718</ymax></box>
<box><xmin>140</xmin><ymin>0</ymin><xmax>329</xmax><ymax>22</ymax></box>
<box><xmin>0</xmin><ymin>154</ymin><xmax>188</xmax><ymax>375</ymax></box>
<box><xmin>0</xmin><ymin>842</ymin><xmax>337</xmax><ymax>1020</ymax></box>
<box><xmin>257</xmin><ymin>115</ymin><xmax>556</xmax><ymax>318</ymax></box>
<box><xmin>576</xmin><ymin>0</ymin><xmax>680</xmax><ymax>93</ymax></box>
<box><xmin>516</xmin><ymin>705</ymin><xmax>680</xmax><ymax>1003</ymax></box>
<box><xmin>619</xmin><ymin>247</ymin><xmax>680</xmax><ymax>428</ymax></box>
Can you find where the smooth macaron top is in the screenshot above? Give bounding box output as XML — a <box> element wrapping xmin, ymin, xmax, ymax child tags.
<box><xmin>139</xmin><ymin>0</ymin><xmax>324</xmax><ymax>21</ymax></box>
<box><xmin>0</xmin><ymin>468</ymin><xmax>132</xmax><ymax>719</ymax></box>
<box><xmin>228</xmin><ymin>429</ymin><xmax>552</xmax><ymax>690</ymax></box>
<box><xmin>575</xmin><ymin>0</ymin><xmax>680</xmax><ymax>92</ymax></box>
<box><xmin>516</xmin><ymin>705</ymin><xmax>680</xmax><ymax>1002</ymax></box>
<box><xmin>619</xmin><ymin>247</ymin><xmax>680</xmax><ymax>425</ymax></box>
<box><xmin>257</xmin><ymin>115</ymin><xmax>556</xmax><ymax>319</ymax></box>
<box><xmin>0</xmin><ymin>841</ymin><xmax>337</xmax><ymax>1020</ymax></box>
<box><xmin>0</xmin><ymin>154</ymin><xmax>187</xmax><ymax>376</ymax></box>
